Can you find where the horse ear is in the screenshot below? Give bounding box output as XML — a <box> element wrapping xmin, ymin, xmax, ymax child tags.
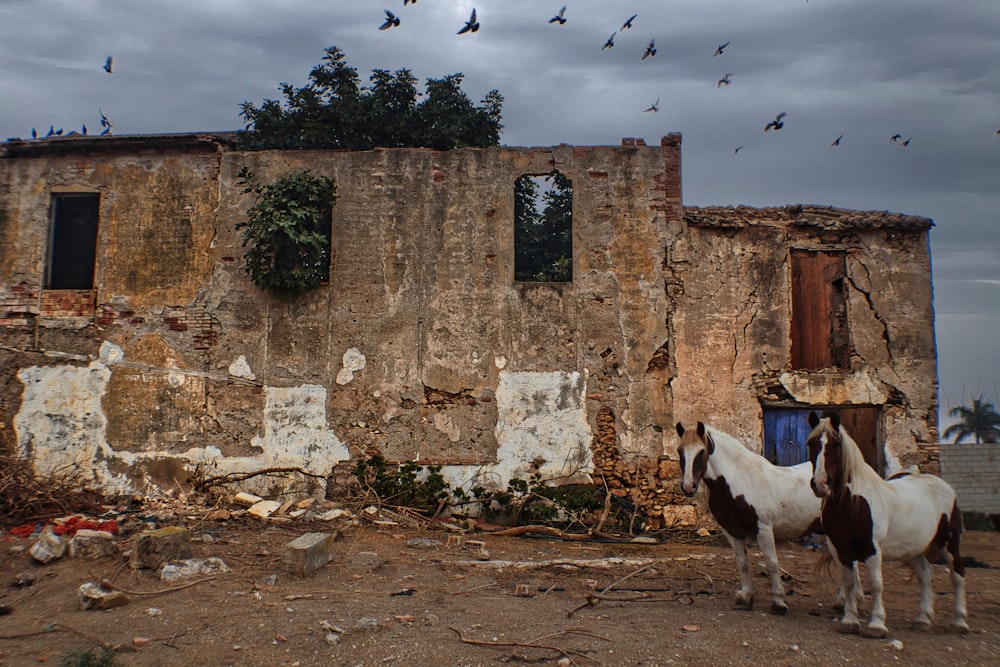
<box><xmin>808</xmin><ymin>411</ymin><xmax>820</xmax><ymax>428</ymax></box>
<box><xmin>705</xmin><ymin>431</ymin><xmax>716</xmax><ymax>455</ymax></box>
<box><xmin>828</xmin><ymin>411</ymin><xmax>841</xmax><ymax>430</ymax></box>
<box><xmin>696</xmin><ymin>421</ymin><xmax>706</xmax><ymax>437</ymax></box>
<box><xmin>676</xmin><ymin>422</ymin><xmax>685</xmax><ymax>437</ymax></box>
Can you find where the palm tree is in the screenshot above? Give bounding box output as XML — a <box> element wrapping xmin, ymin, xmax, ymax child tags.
<box><xmin>943</xmin><ymin>396</ymin><xmax>1000</xmax><ymax>443</ymax></box>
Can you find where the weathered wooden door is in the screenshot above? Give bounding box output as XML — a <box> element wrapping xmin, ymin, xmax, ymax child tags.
<box><xmin>763</xmin><ymin>406</ymin><xmax>882</xmax><ymax>474</ymax></box>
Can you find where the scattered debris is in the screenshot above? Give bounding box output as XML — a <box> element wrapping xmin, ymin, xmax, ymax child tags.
<box><xmin>281</xmin><ymin>531</ymin><xmax>336</xmax><ymax>577</ymax></box>
<box><xmin>131</xmin><ymin>526</ymin><xmax>192</xmax><ymax>569</ymax></box>
<box><xmin>29</xmin><ymin>526</ymin><xmax>66</xmax><ymax>564</ymax></box>
<box><xmin>160</xmin><ymin>557</ymin><xmax>231</xmax><ymax>581</ymax></box>
<box><xmin>68</xmin><ymin>529</ymin><xmax>120</xmax><ymax>559</ymax></box>
<box><xmin>79</xmin><ymin>582</ymin><xmax>131</xmax><ymax>610</ymax></box>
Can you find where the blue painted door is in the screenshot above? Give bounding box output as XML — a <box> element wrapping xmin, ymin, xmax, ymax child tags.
<box><xmin>763</xmin><ymin>409</ymin><xmax>813</xmax><ymax>466</ymax></box>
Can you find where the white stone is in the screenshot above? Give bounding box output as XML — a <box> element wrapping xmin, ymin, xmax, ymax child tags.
<box><xmin>228</xmin><ymin>355</ymin><xmax>256</xmax><ymax>380</ymax></box>
<box><xmin>99</xmin><ymin>340</ymin><xmax>124</xmax><ymax>365</ymax></box>
<box><xmin>248</xmin><ymin>500</ymin><xmax>281</xmax><ymax>518</ymax></box>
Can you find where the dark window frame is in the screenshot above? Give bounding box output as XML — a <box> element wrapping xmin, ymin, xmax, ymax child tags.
<box><xmin>46</xmin><ymin>193</ymin><xmax>100</xmax><ymax>290</ymax></box>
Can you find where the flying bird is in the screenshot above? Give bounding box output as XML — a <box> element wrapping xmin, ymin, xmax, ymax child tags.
<box><xmin>713</xmin><ymin>41</ymin><xmax>730</xmax><ymax>57</ymax></box>
<box><xmin>764</xmin><ymin>112</ymin><xmax>787</xmax><ymax>132</ymax></box>
<box><xmin>103</xmin><ymin>56</ymin><xmax>113</xmax><ymax>74</ymax></box>
<box><xmin>831</xmin><ymin>134</ymin><xmax>843</xmax><ymax>146</ymax></box>
<box><xmin>100</xmin><ymin>126</ymin><xmax>111</xmax><ymax>136</ymax></box>
<box><xmin>99</xmin><ymin>108</ymin><xmax>111</xmax><ymax>128</ymax></box>
<box><xmin>458</xmin><ymin>8</ymin><xmax>479</xmax><ymax>34</ymax></box>
<box><xmin>717</xmin><ymin>73</ymin><xmax>732</xmax><ymax>87</ymax></box>
<box><xmin>900</xmin><ymin>137</ymin><xmax>911</xmax><ymax>147</ymax></box>
<box><xmin>602</xmin><ymin>32</ymin><xmax>616</xmax><ymax>50</ymax></box>
<box><xmin>644</xmin><ymin>97</ymin><xmax>660</xmax><ymax>113</ymax></box>
<box><xmin>734</xmin><ymin>146</ymin><xmax>744</xmax><ymax>155</ymax></box>
<box><xmin>621</xmin><ymin>14</ymin><xmax>637</xmax><ymax>30</ymax></box>
<box><xmin>549</xmin><ymin>6</ymin><xmax>566</xmax><ymax>25</ymax></box>
<box><xmin>379</xmin><ymin>10</ymin><xmax>400</xmax><ymax>30</ymax></box>
<box><xmin>889</xmin><ymin>134</ymin><xmax>901</xmax><ymax>143</ymax></box>
<box><xmin>641</xmin><ymin>39</ymin><xmax>656</xmax><ymax>60</ymax></box>
<box><xmin>404</xmin><ymin>0</ymin><xmax>416</xmax><ymax>5</ymax></box>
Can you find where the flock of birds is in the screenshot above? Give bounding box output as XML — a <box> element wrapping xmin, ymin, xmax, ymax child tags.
<box><xmin>368</xmin><ymin>4</ymin><xmax>997</xmax><ymax>157</ymax></box>
<box><xmin>8</xmin><ymin>59</ymin><xmax>115</xmax><ymax>142</ymax></box>
<box><xmin>6</xmin><ymin>3</ymin><xmax>999</xmax><ymax>148</ymax></box>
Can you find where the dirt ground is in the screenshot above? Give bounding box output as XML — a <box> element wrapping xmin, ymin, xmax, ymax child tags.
<box><xmin>2</xmin><ymin>518</ymin><xmax>998</xmax><ymax>667</ymax></box>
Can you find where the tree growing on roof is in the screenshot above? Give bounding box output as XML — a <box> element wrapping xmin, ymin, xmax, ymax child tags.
<box><xmin>238</xmin><ymin>46</ymin><xmax>503</xmax><ymax>151</ymax></box>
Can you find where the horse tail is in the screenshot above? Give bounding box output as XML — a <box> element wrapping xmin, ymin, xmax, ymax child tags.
<box><xmin>813</xmin><ymin>550</ymin><xmax>834</xmax><ymax>578</ymax></box>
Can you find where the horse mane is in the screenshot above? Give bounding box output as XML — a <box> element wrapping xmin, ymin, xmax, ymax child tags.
<box><xmin>824</xmin><ymin>418</ymin><xmax>886</xmax><ymax>497</ymax></box>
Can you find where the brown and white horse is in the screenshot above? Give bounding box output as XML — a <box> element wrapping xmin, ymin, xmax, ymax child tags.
<box><xmin>807</xmin><ymin>412</ymin><xmax>969</xmax><ymax>637</ymax></box>
<box><xmin>676</xmin><ymin>421</ymin><xmax>855</xmax><ymax>615</ymax></box>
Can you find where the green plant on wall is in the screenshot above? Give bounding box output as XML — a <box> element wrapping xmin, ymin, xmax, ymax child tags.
<box><xmin>235</xmin><ymin>167</ymin><xmax>336</xmax><ymax>292</ymax></box>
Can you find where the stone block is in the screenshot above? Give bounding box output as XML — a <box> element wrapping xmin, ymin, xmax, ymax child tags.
<box><xmin>131</xmin><ymin>526</ymin><xmax>191</xmax><ymax>569</ymax></box>
<box><xmin>160</xmin><ymin>557</ymin><xmax>231</xmax><ymax>581</ymax></box>
<box><xmin>79</xmin><ymin>582</ymin><xmax>131</xmax><ymax>610</ymax></box>
<box><xmin>69</xmin><ymin>529</ymin><xmax>120</xmax><ymax>559</ymax></box>
<box><xmin>29</xmin><ymin>527</ymin><xmax>66</xmax><ymax>564</ymax></box>
<box><xmin>281</xmin><ymin>531</ymin><xmax>336</xmax><ymax>577</ymax></box>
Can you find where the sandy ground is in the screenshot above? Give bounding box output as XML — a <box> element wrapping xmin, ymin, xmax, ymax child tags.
<box><xmin>2</xmin><ymin>519</ymin><xmax>998</xmax><ymax>667</ymax></box>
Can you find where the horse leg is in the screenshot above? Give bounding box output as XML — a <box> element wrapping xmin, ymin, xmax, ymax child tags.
<box><xmin>756</xmin><ymin>525</ymin><xmax>787</xmax><ymax>615</ymax></box>
<box><xmin>829</xmin><ymin>541</ymin><xmax>863</xmax><ymax>614</ymax></box>
<box><xmin>835</xmin><ymin>561</ymin><xmax>861</xmax><ymax>634</ymax></box>
<box><xmin>908</xmin><ymin>555</ymin><xmax>934</xmax><ymax>631</ymax></box>
<box><xmin>726</xmin><ymin>532</ymin><xmax>754</xmax><ymax>610</ymax></box>
<box><xmin>939</xmin><ymin>547</ymin><xmax>970</xmax><ymax>633</ymax></box>
<box><xmin>862</xmin><ymin>550</ymin><xmax>888</xmax><ymax>638</ymax></box>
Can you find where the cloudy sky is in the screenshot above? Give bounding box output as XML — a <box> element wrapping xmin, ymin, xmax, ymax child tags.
<box><xmin>2</xmin><ymin>0</ymin><xmax>998</xmax><ymax>434</ymax></box>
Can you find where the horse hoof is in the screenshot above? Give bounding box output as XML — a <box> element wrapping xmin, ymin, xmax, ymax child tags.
<box><xmin>911</xmin><ymin>620</ymin><xmax>932</xmax><ymax>632</ymax></box>
<box><xmin>770</xmin><ymin>602</ymin><xmax>788</xmax><ymax>616</ymax></box>
<box><xmin>837</xmin><ymin>621</ymin><xmax>860</xmax><ymax>635</ymax></box>
<box><xmin>734</xmin><ymin>596</ymin><xmax>754</xmax><ymax>611</ymax></box>
<box><xmin>954</xmin><ymin>621</ymin><xmax>970</xmax><ymax>635</ymax></box>
<box><xmin>862</xmin><ymin>624</ymin><xmax>888</xmax><ymax>639</ymax></box>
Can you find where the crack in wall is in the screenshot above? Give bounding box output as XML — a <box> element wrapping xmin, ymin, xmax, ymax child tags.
<box><xmin>847</xmin><ymin>258</ymin><xmax>897</xmax><ymax>372</ymax></box>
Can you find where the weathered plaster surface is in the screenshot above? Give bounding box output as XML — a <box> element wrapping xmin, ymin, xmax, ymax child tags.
<box><xmin>484</xmin><ymin>370</ymin><xmax>593</xmax><ymax>489</ymax></box>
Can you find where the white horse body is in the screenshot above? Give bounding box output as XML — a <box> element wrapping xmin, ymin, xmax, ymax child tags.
<box><xmin>693</xmin><ymin>427</ymin><xmax>821</xmax><ymax>539</ymax></box>
<box><xmin>677</xmin><ymin>421</ymin><xmax>857</xmax><ymax>614</ymax></box>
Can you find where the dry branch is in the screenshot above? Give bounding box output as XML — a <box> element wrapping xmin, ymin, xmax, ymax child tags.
<box><xmin>449</xmin><ymin>626</ymin><xmax>608</xmax><ymax>665</ymax></box>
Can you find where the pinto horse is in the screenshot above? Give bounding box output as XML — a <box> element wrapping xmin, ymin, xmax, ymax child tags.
<box><xmin>676</xmin><ymin>421</ymin><xmax>851</xmax><ymax>614</ymax></box>
<box><xmin>807</xmin><ymin>412</ymin><xmax>969</xmax><ymax>637</ymax></box>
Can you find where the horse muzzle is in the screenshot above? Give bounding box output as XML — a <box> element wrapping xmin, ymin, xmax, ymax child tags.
<box><xmin>810</xmin><ymin>478</ymin><xmax>831</xmax><ymax>498</ymax></box>
<box><xmin>681</xmin><ymin>481</ymin><xmax>698</xmax><ymax>497</ymax></box>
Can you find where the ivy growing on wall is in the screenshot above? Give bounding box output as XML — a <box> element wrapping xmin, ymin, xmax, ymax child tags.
<box><xmin>235</xmin><ymin>167</ymin><xmax>337</xmax><ymax>293</ymax></box>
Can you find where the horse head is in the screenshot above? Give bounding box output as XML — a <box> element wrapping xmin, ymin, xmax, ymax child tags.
<box><xmin>675</xmin><ymin>420</ymin><xmax>715</xmax><ymax>496</ymax></box>
<box><xmin>806</xmin><ymin>411</ymin><xmax>843</xmax><ymax>498</ymax></box>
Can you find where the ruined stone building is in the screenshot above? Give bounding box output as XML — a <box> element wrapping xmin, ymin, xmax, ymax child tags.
<box><xmin>0</xmin><ymin>133</ymin><xmax>939</xmax><ymax>525</ymax></box>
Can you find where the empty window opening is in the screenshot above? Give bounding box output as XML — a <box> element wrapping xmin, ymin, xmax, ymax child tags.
<box><xmin>514</xmin><ymin>172</ymin><xmax>572</xmax><ymax>282</ymax></box>
<box><xmin>47</xmin><ymin>194</ymin><xmax>100</xmax><ymax>289</ymax></box>
<box><xmin>790</xmin><ymin>249</ymin><xmax>849</xmax><ymax>370</ymax></box>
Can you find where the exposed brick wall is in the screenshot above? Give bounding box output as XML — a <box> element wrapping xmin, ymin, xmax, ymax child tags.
<box><xmin>40</xmin><ymin>289</ymin><xmax>95</xmax><ymax>318</ymax></box>
<box><xmin>940</xmin><ymin>441</ymin><xmax>1000</xmax><ymax>514</ymax></box>
<box><xmin>0</xmin><ymin>283</ymin><xmax>39</xmax><ymax>325</ymax></box>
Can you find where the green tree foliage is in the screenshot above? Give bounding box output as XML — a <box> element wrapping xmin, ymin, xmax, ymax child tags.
<box><xmin>239</xmin><ymin>47</ymin><xmax>503</xmax><ymax>151</ymax></box>
<box><xmin>943</xmin><ymin>395</ymin><xmax>1000</xmax><ymax>443</ymax></box>
<box><xmin>235</xmin><ymin>167</ymin><xmax>336</xmax><ymax>292</ymax></box>
<box><xmin>514</xmin><ymin>171</ymin><xmax>573</xmax><ymax>282</ymax></box>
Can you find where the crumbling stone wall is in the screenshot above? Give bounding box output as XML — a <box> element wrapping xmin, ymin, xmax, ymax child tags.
<box><xmin>0</xmin><ymin>135</ymin><xmax>939</xmax><ymax>512</ymax></box>
<box><xmin>0</xmin><ymin>135</ymin><xmax>683</xmax><ymax>498</ymax></box>
<box><xmin>674</xmin><ymin>205</ymin><xmax>938</xmax><ymax>472</ymax></box>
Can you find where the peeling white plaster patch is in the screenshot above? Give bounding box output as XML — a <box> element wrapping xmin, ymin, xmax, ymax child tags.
<box><xmin>336</xmin><ymin>347</ymin><xmax>367</xmax><ymax>385</ymax></box>
<box><xmin>15</xmin><ymin>362</ymin><xmax>110</xmax><ymax>475</ymax></box>
<box><xmin>433</xmin><ymin>411</ymin><xmax>461</xmax><ymax>442</ymax></box>
<box><xmin>494</xmin><ymin>355</ymin><xmax>507</xmax><ymax>370</ymax></box>
<box><xmin>167</xmin><ymin>372</ymin><xmax>185</xmax><ymax>389</ymax></box>
<box><xmin>228</xmin><ymin>355</ymin><xmax>255</xmax><ymax>380</ymax></box>
<box><xmin>99</xmin><ymin>341</ymin><xmax>123</xmax><ymax>366</ymax></box>
<box><xmin>486</xmin><ymin>370</ymin><xmax>593</xmax><ymax>488</ymax></box>
<box><xmin>250</xmin><ymin>384</ymin><xmax>349</xmax><ymax>474</ymax></box>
